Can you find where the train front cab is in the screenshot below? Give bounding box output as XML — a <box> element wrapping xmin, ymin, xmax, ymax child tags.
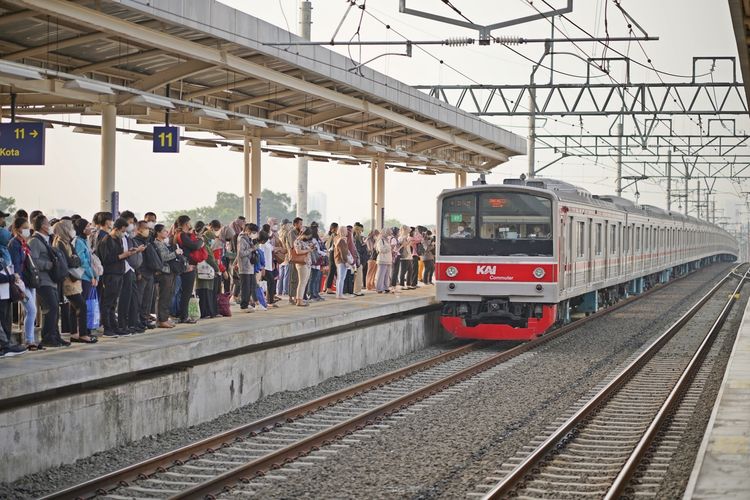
<box><xmin>436</xmin><ymin>187</ymin><xmax>558</xmax><ymax>341</ymax></box>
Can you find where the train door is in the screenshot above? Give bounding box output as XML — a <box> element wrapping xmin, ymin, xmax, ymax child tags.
<box><xmin>603</xmin><ymin>221</ymin><xmax>609</xmax><ymax>281</ymax></box>
<box><xmin>587</xmin><ymin>218</ymin><xmax>593</xmax><ymax>284</ymax></box>
<box><xmin>564</xmin><ymin>215</ymin><xmax>574</xmax><ymax>290</ymax></box>
<box><xmin>617</xmin><ymin>222</ymin><xmax>622</xmax><ymax>277</ymax></box>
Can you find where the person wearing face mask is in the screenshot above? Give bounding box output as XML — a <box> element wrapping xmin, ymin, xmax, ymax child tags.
<box><xmin>208</xmin><ymin>220</ymin><xmax>226</xmax><ymax>315</ymax></box>
<box><xmin>284</xmin><ymin>217</ymin><xmax>303</xmax><ymax>305</ymax></box>
<box><xmin>96</xmin><ymin>218</ymin><xmax>138</xmax><ymax>337</ymax></box>
<box><xmin>73</xmin><ymin>218</ymin><xmax>99</xmax><ymax>322</ymax></box>
<box><xmin>365</xmin><ymin>229</ymin><xmax>380</xmax><ymax>291</ymax></box>
<box><xmin>91</xmin><ymin>212</ymin><xmax>113</xmax><ymax>251</ymax></box>
<box><xmin>29</xmin><ymin>215</ymin><xmax>70</xmax><ymax>347</ymax></box>
<box><xmin>236</xmin><ymin>223</ymin><xmax>259</xmax><ymax>311</ymax></box>
<box><xmin>9</xmin><ymin>218</ymin><xmax>40</xmax><ymax>350</ymax></box>
<box><xmin>134</xmin><ymin>220</ymin><xmax>160</xmax><ymax>329</ymax></box>
<box><xmin>173</xmin><ymin>215</ymin><xmax>203</xmax><ymax>324</ymax></box>
<box><xmin>0</xmin><ymin>225</ymin><xmax>27</xmax><ymax>356</ymax></box>
<box><xmin>53</xmin><ymin>220</ymin><xmax>96</xmax><ymax>343</ymax></box>
<box><xmin>292</xmin><ymin>227</ymin><xmax>313</xmax><ymax>307</ymax></box>
<box><xmin>144</xmin><ymin>212</ymin><xmax>157</xmax><ymax>238</ymax></box>
<box><xmin>218</xmin><ymin>223</ymin><xmax>235</xmax><ymax>295</ymax></box>
<box><xmin>117</xmin><ymin>214</ymin><xmax>145</xmax><ymax>334</ymax></box>
<box><xmin>194</xmin><ymin>221</ymin><xmax>220</xmax><ymax>319</ymax></box>
<box><xmin>153</xmin><ymin>224</ymin><xmax>181</xmax><ymax>328</ymax></box>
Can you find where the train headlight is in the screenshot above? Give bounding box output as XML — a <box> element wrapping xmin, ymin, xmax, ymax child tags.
<box><xmin>533</xmin><ymin>267</ymin><xmax>546</xmax><ymax>279</ymax></box>
<box><xmin>446</xmin><ymin>266</ymin><xmax>459</xmax><ymax>278</ymax></box>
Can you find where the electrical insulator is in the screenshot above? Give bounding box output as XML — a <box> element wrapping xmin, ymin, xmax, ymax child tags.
<box><xmin>443</xmin><ymin>37</ymin><xmax>474</xmax><ymax>47</ymax></box>
<box><xmin>494</xmin><ymin>35</ymin><xmax>523</xmax><ymax>45</ymax></box>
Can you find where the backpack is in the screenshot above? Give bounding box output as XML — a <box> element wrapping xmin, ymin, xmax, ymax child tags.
<box><xmin>177</xmin><ymin>233</ymin><xmax>208</xmax><ymax>264</ymax></box>
<box><xmin>143</xmin><ymin>243</ymin><xmax>164</xmax><ymax>273</ymax></box>
<box><xmin>249</xmin><ymin>249</ymin><xmax>259</xmax><ymax>266</ymax></box>
<box><xmin>48</xmin><ymin>246</ymin><xmax>69</xmax><ymax>283</ymax></box>
<box><xmin>196</xmin><ymin>260</ymin><xmax>216</xmax><ymax>280</ymax></box>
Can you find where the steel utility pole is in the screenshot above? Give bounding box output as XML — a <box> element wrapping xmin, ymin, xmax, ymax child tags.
<box><xmin>696</xmin><ymin>181</ymin><xmax>701</xmax><ymax>219</ymax></box>
<box><xmin>296</xmin><ymin>0</ymin><xmax>312</xmax><ymax>218</ymax></box>
<box><xmin>684</xmin><ymin>175</ymin><xmax>689</xmax><ymax>216</ymax></box>
<box><xmin>615</xmin><ymin>118</ymin><xmax>624</xmax><ymax>196</ymax></box>
<box><xmin>527</xmin><ymin>71</ymin><xmax>536</xmax><ymax>178</ymax></box>
<box><xmin>666</xmin><ymin>150</ymin><xmax>672</xmax><ymax>211</ymax></box>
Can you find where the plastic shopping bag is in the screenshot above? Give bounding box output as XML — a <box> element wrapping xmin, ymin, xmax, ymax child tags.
<box><xmin>86</xmin><ymin>287</ymin><xmax>100</xmax><ymax>330</ymax></box>
<box><xmin>188</xmin><ymin>295</ymin><xmax>201</xmax><ymax>322</ymax></box>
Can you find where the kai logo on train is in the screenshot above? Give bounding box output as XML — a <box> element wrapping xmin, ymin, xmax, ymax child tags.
<box><xmin>476</xmin><ymin>265</ymin><xmax>497</xmax><ymax>275</ymax></box>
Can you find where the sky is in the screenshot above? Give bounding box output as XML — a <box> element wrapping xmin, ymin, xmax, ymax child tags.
<box><xmin>2</xmin><ymin>0</ymin><xmax>747</xmax><ymax>227</ymax></box>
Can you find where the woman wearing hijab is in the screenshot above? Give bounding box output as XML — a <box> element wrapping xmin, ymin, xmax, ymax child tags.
<box><xmin>375</xmin><ymin>230</ymin><xmax>393</xmax><ymax>293</ymax></box>
<box><xmin>53</xmin><ymin>220</ymin><xmax>96</xmax><ymax>343</ymax></box>
<box><xmin>0</xmin><ymin>227</ymin><xmax>21</xmax><ymax>343</ymax></box>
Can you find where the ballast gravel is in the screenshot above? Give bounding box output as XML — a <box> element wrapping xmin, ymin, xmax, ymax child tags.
<box><xmin>234</xmin><ymin>264</ymin><xmax>735</xmax><ymax>499</ymax></box>
<box><xmin>0</xmin><ymin>342</ymin><xmax>463</xmax><ymax>499</ymax></box>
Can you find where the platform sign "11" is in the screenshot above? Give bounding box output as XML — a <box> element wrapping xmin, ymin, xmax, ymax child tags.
<box><xmin>153</xmin><ymin>126</ymin><xmax>180</xmax><ymax>153</ymax></box>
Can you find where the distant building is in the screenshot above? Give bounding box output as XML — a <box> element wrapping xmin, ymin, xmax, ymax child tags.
<box><xmin>309</xmin><ymin>191</ymin><xmax>327</xmax><ymax>223</ymax></box>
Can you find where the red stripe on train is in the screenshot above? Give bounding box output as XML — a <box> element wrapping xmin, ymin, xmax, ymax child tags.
<box><xmin>435</xmin><ymin>262</ymin><xmax>557</xmax><ymax>282</ymax></box>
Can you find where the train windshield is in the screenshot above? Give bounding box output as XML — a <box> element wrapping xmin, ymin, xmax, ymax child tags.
<box><xmin>441</xmin><ymin>191</ymin><xmax>554</xmax><ymax>256</ymax></box>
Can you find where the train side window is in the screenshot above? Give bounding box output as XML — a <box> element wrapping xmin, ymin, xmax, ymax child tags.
<box><xmin>595</xmin><ymin>223</ymin><xmax>602</xmax><ymax>255</ymax></box>
<box><xmin>610</xmin><ymin>225</ymin><xmax>617</xmax><ymax>254</ymax></box>
<box><xmin>577</xmin><ymin>221</ymin><xmax>585</xmax><ymax>257</ymax></box>
<box><xmin>636</xmin><ymin>226</ymin><xmax>641</xmax><ymax>251</ymax></box>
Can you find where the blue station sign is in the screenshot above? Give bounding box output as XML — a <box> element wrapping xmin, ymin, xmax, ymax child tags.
<box><xmin>153</xmin><ymin>126</ymin><xmax>180</xmax><ymax>153</ymax></box>
<box><xmin>0</xmin><ymin>122</ymin><xmax>45</xmax><ymax>165</ymax></box>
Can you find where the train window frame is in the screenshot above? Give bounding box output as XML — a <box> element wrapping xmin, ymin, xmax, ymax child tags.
<box><xmin>636</xmin><ymin>226</ymin><xmax>642</xmax><ymax>251</ymax></box>
<box><xmin>610</xmin><ymin>224</ymin><xmax>617</xmax><ymax>254</ymax></box>
<box><xmin>577</xmin><ymin>221</ymin><xmax>585</xmax><ymax>258</ymax></box>
<box><xmin>595</xmin><ymin>223</ymin><xmax>602</xmax><ymax>255</ymax></box>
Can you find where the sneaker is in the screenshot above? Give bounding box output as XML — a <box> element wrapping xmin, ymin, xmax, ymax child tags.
<box><xmin>353</xmin><ymin>292</ymin><xmax>365</xmax><ymax>297</ymax></box>
<box><xmin>2</xmin><ymin>344</ymin><xmax>27</xmax><ymax>357</ymax></box>
<box><xmin>256</xmin><ymin>305</ymin><xmax>268</xmax><ymax>311</ymax></box>
<box><xmin>103</xmin><ymin>330</ymin><xmax>119</xmax><ymax>338</ymax></box>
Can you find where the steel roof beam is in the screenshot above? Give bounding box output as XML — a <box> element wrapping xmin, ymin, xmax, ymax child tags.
<box><xmin>291</xmin><ymin>107</ymin><xmax>358</xmax><ymax>127</ymax></box>
<box><xmin>14</xmin><ymin>0</ymin><xmax>508</xmax><ymax>161</ymax></box>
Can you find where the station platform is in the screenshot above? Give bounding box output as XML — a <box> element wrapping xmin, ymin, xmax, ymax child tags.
<box><xmin>684</xmin><ymin>292</ymin><xmax>750</xmax><ymax>499</ymax></box>
<box><xmin>0</xmin><ymin>287</ymin><xmax>444</xmax><ymax>482</ymax></box>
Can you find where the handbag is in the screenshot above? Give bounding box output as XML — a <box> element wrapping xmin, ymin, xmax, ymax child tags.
<box><xmin>196</xmin><ymin>260</ymin><xmax>216</xmax><ymax>280</ymax></box>
<box><xmin>86</xmin><ymin>287</ymin><xmax>100</xmax><ymax>330</ymax></box>
<box><xmin>68</xmin><ymin>267</ymin><xmax>86</xmax><ymax>281</ymax></box>
<box><xmin>217</xmin><ymin>292</ymin><xmax>232</xmax><ymax>317</ymax></box>
<box><xmin>22</xmin><ymin>254</ymin><xmax>41</xmax><ymax>288</ymax></box>
<box><xmin>9</xmin><ymin>271</ymin><xmax>25</xmax><ymax>302</ymax></box>
<box><xmin>168</xmin><ymin>254</ymin><xmax>188</xmax><ymax>274</ymax></box>
<box><xmin>289</xmin><ymin>244</ymin><xmax>307</xmax><ymax>265</ymax></box>
<box><xmin>90</xmin><ymin>252</ymin><xmax>104</xmax><ymax>277</ymax></box>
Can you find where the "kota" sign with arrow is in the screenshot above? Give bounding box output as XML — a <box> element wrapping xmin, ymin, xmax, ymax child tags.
<box><xmin>0</xmin><ymin>122</ymin><xmax>45</xmax><ymax>165</ymax></box>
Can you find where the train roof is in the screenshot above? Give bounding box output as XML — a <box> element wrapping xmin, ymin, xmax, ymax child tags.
<box><xmin>440</xmin><ymin>178</ymin><xmax>730</xmax><ymax>234</ymax></box>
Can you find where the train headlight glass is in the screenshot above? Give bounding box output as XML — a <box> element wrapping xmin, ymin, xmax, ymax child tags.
<box><xmin>446</xmin><ymin>266</ymin><xmax>459</xmax><ymax>278</ymax></box>
<box><xmin>533</xmin><ymin>267</ymin><xmax>545</xmax><ymax>279</ymax></box>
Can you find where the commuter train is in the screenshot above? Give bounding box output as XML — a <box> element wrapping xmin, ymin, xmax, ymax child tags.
<box><xmin>435</xmin><ymin>178</ymin><xmax>739</xmax><ymax>340</ymax></box>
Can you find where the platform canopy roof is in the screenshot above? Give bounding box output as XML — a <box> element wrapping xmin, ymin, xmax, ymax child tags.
<box><xmin>0</xmin><ymin>0</ymin><xmax>526</xmax><ymax>174</ymax></box>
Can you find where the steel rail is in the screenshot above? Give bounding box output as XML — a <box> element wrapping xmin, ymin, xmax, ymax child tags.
<box><xmin>481</xmin><ymin>264</ymin><xmax>745</xmax><ymax>499</ymax></box>
<box><xmin>169</xmin><ymin>270</ymin><xmax>703</xmax><ymax>500</ymax></box>
<box><xmin>45</xmin><ymin>263</ymin><xmax>707</xmax><ymax>500</ymax></box>
<box><xmin>604</xmin><ymin>270</ymin><xmax>748</xmax><ymax>499</ymax></box>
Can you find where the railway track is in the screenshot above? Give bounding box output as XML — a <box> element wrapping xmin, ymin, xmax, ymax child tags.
<box><xmin>44</xmin><ymin>266</ymin><xmax>718</xmax><ymax>500</ymax></box>
<box><xmin>475</xmin><ymin>264</ymin><xmax>748</xmax><ymax>500</ymax></box>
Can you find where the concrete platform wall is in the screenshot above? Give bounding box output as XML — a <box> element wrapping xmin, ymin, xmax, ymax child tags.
<box><xmin>0</xmin><ymin>311</ymin><xmax>445</xmax><ymax>482</ymax></box>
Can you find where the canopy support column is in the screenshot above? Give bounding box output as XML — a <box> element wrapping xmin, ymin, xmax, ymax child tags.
<box><xmin>100</xmin><ymin>103</ymin><xmax>116</xmax><ymax>212</ymax></box>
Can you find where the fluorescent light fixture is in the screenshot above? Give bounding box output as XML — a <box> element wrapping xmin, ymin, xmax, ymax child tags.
<box><xmin>309</xmin><ymin>156</ymin><xmax>330</xmax><ymax>162</ymax></box>
<box><xmin>186</xmin><ymin>140</ymin><xmax>218</xmax><ymax>148</ymax></box>
<box><xmin>337</xmin><ymin>159</ymin><xmax>360</xmax><ymax>165</ymax></box>
<box><xmin>193</xmin><ymin>108</ymin><xmax>229</xmax><ymax>120</ymax></box>
<box><xmin>130</xmin><ymin>94</ymin><xmax>175</xmax><ymax>109</ymax></box>
<box><xmin>72</xmin><ymin>126</ymin><xmax>100</xmax><ymax>135</ymax></box>
<box><xmin>413</xmin><ymin>155</ymin><xmax>429</xmax><ymax>163</ymax></box>
<box><xmin>133</xmin><ymin>133</ymin><xmax>152</xmax><ymax>141</ymax></box>
<box><xmin>368</xmin><ymin>144</ymin><xmax>387</xmax><ymax>153</ymax></box>
<box><xmin>238</xmin><ymin>117</ymin><xmax>268</xmax><ymax>128</ymax></box>
<box><xmin>344</xmin><ymin>139</ymin><xmax>364</xmax><ymax>148</ymax></box>
<box><xmin>429</xmin><ymin>159</ymin><xmax>448</xmax><ymax>167</ymax></box>
<box><xmin>394</xmin><ymin>167</ymin><xmax>414</xmax><ymax>173</ymax></box>
<box><xmin>279</xmin><ymin>124</ymin><xmax>303</xmax><ymax>135</ymax></box>
<box><xmin>229</xmin><ymin>145</ymin><xmax>245</xmax><ymax>152</ymax></box>
<box><xmin>392</xmin><ymin>150</ymin><xmax>409</xmax><ymax>158</ymax></box>
<box><xmin>64</xmin><ymin>79</ymin><xmax>114</xmax><ymax>95</ymax></box>
<box><xmin>0</xmin><ymin>61</ymin><xmax>43</xmax><ymax>80</ymax></box>
<box><xmin>269</xmin><ymin>150</ymin><xmax>297</xmax><ymax>159</ymax></box>
<box><xmin>316</xmin><ymin>132</ymin><xmax>336</xmax><ymax>142</ymax></box>
<box><xmin>418</xmin><ymin>169</ymin><xmax>437</xmax><ymax>175</ymax></box>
